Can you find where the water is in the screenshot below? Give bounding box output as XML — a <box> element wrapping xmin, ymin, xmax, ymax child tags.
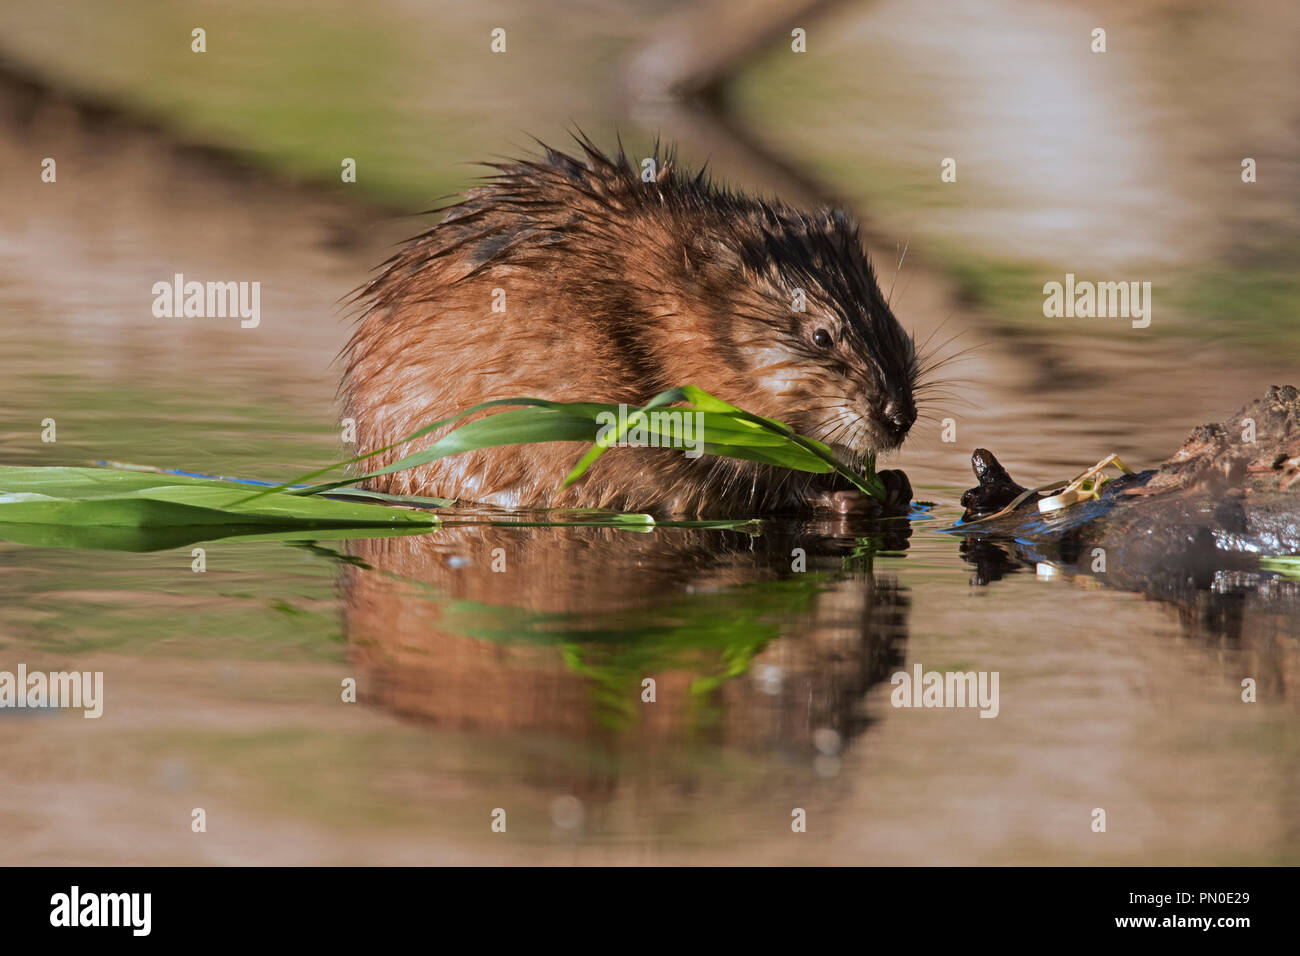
<box><xmin>1</xmin><ymin>59</ymin><xmax>1296</xmax><ymax>866</ymax></box>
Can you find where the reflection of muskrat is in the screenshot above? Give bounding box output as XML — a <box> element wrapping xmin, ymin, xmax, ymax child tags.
<box><xmin>344</xmin><ymin>136</ymin><xmax>918</xmax><ymax>516</ymax></box>
<box><xmin>344</xmin><ymin>522</ymin><xmax>910</xmax><ymax>750</ymax></box>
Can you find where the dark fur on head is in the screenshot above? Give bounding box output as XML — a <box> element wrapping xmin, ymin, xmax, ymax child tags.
<box><xmin>344</xmin><ymin>133</ymin><xmax>918</xmax><ymax>515</ymax></box>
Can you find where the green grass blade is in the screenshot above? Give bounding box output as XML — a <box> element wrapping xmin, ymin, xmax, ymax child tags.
<box><xmin>241</xmin><ymin>385</ymin><xmax>886</xmax><ymax>505</ymax></box>
<box><xmin>0</xmin><ymin>466</ymin><xmax>438</xmax><ymax>552</ymax></box>
<box><xmin>1260</xmin><ymin>555</ymin><xmax>1300</xmax><ymax>579</ymax></box>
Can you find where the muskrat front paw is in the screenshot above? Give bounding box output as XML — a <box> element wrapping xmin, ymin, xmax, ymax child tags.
<box><xmin>812</xmin><ymin>469</ymin><xmax>912</xmax><ymax>516</ymax></box>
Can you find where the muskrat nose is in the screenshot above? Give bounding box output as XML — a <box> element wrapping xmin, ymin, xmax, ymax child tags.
<box><xmin>883</xmin><ymin>398</ymin><xmax>916</xmax><ymax>437</ymax></box>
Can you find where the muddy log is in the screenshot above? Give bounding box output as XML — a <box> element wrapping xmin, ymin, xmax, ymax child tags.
<box><xmin>952</xmin><ymin>386</ymin><xmax>1300</xmax><ymax>590</ymax></box>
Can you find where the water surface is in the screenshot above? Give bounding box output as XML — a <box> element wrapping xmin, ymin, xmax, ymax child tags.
<box><xmin>0</xmin><ymin>56</ymin><xmax>1296</xmax><ymax>866</ymax></box>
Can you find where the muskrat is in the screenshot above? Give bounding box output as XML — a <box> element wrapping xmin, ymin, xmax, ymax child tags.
<box><xmin>343</xmin><ymin>135</ymin><xmax>918</xmax><ymax>517</ymax></box>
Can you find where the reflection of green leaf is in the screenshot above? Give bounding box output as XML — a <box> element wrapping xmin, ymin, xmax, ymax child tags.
<box><xmin>1261</xmin><ymin>555</ymin><xmax>1300</xmax><ymax>579</ymax></box>
<box><xmin>1</xmin><ymin>538</ymin><xmax>348</xmax><ymax>660</ymax></box>
<box><xmin>438</xmin><ymin>575</ymin><xmax>833</xmax><ymax>729</ymax></box>
<box><xmin>323</xmin><ymin>489</ymin><xmax>455</xmax><ymax>509</ymax></box>
<box><xmin>0</xmin><ymin>520</ymin><xmax>438</xmax><ymax>553</ymax></box>
<box><xmin>0</xmin><ymin>466</ymin><xmax>438</xmax><ymax>551</ymax></box>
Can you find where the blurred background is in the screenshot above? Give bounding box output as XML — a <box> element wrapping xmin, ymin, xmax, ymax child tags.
<box><xmin>0</xmin><ymin>0</ymin><xmax>1296</xmax><ymax>865</ymax></box>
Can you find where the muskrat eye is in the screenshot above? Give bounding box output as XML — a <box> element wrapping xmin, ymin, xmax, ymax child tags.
<box><xmin>812</xmin><ymin>328</ymin><xmax>833</xmax><ymax>349</ymax></box>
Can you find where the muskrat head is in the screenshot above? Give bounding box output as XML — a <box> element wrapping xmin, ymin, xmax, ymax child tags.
<box><xmin>659</xmin><ymin>201</ymin><xmax>919</xmax><ymax>465</ymax></box>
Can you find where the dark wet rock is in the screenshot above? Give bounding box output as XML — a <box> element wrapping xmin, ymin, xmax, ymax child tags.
<box><xmin>954</xmin><ymin>387</ymin><xmax>1300</xmax><ymax>588</ymax></box>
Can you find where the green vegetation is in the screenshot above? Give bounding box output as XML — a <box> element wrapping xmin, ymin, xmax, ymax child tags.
<box><xmin>270</xmin><ymin>385</ymin><xmax>883</xmax><ymax>500</ymax></box>
<box><xmin>0</xmin><ymin>386</ymin><xmax>883</xmax><ymax>552</ymax></box>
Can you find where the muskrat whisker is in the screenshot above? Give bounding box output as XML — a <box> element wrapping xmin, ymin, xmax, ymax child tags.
<box><xmin>917</xmin><ymin>399</ymin><xmax>977</xmax><ymax>416</ymax></box>
<box><xmin>911</xmin><ymin>386</ymin><xmax>975</xmax><ymax>403</ymax></box>
<box><xmin>917</xmin><ymin>341</ymin><xmax>987</xmax><ymax>374</ymax></box>
<box><xmin>914</xmin><ymin>373</ymin><xmax>983</xmax><ymax>388</ymax></box>
<box><xmin>916</xmin><ymin>388</ymin><xmax>980</xmax><ymax>407</ymax></box>
<box><xmin>808</xmin><ymin>422</ymin><xmax>850</xmax><ymax>449</ymax></box>
<box><xmin>913</xmin><ymin>378</ymin><xmax>968</xmax><ymax>403</ymax></box>
<box><xmin>845</xmin><ymin>421</ymin><xmax>871</xmax><ymax>465</ymax></box>
<box><xmin>886</xmin><ymin>237</ymin><xmax>910</xmax><ymax>309</ymax></box>
<box><xmin>914</xmin><ymin>328</ymin><xmax>986</xmax><ymax>375</ymax></box>
<box><xmin>915</xmin><ymin>340</ymin><xmax>976</xmax><ymax>377</ymax></box>
<box><xmin>811</xmin><ymin>413</ymin><xmax>864</xmax><ymax>457</ymax></box>
<box><xmin>914</xmin><ymin>313</ymin><xmax>957</xmax><ymax>355</ymax></box>
<box><xmin>914</xmin><ymin>316</ymin><xmax>970</xmax><ymax>353</ymax></box>
<box><xmin>891</xmin><ymin>272</ymin><xmax>917</xmax><ymax>313</ymax></box>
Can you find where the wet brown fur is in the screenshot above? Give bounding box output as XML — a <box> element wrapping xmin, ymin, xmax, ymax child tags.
<box><xmin>343</xmin><ymin>134</ymin><xmax>917</xmax><ymax>516</ymax></box>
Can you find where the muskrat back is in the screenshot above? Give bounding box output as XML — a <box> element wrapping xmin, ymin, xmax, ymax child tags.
<box><xmin>343</xmin><ymin>136</ymin><xmax>918</xmax><ymax>516</ymax></box>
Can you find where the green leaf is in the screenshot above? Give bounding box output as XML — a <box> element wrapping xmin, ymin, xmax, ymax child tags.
<box><xmin>1261</xmin><ymin>555</ymin><xmax>1300</xmax><ymax>579</ymax></box>
<box><xmin>269</xmin><ymin>385</ymin><xmax>885</xmax><ymax>502</ymax></box>
<box><xmin>0</xmin><ymin>466</ymin><xmax>437</xmax><ymax>551</ymax></box>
